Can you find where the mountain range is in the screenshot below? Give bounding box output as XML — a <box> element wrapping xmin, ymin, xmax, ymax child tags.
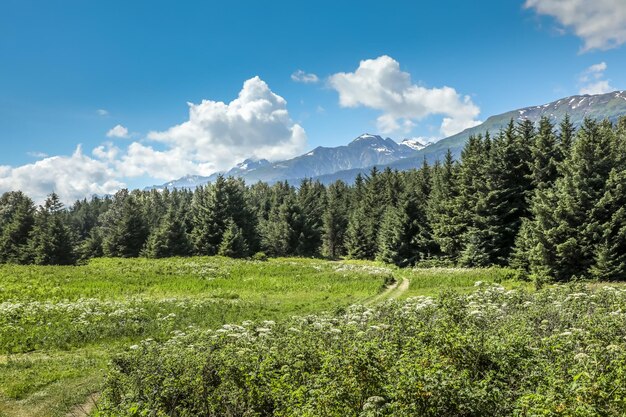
<box><xmin>150</xmin><ymin>90</ymin><xmax>626</xmax><ymax>189</ymax></box>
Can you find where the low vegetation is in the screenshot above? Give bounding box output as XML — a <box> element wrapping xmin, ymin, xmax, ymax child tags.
<box><xmin>99</xmin><ymin>284</ymin><xmax>626</xmax><ymax>416</ymax></box>
<box><xmin>0</xmin><ymin>257</ymin><xmax>521</xmax><ymax>416</ymax></box>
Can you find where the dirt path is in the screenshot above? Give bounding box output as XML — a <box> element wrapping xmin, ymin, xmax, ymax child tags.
<box><xmin>389</xmin><ymin>276</ymin><xmax>410</xmax><ymax>299</ymax></box>
<box><xmin>66</xmin><ymin>393</ymin><xmax>100</xmax><ymax>417</ymax></box>
<box><xmin>365</xmin><ymin>276</ymin><xmax>409</xmax><ymax>305</ymax></box>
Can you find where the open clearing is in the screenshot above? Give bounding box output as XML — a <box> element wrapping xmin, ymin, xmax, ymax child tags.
<box><xmin>0</xmin><ymin>258</ymin><xmax>523</xmax><ymax>416</ymax></box>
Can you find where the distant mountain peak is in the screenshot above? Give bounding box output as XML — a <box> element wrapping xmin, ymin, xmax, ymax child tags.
<box><xmin>235</xmin><ymin>158</ymin><xmax>270</xmax><ymax>170</ymax></box>
<box><xmin>148</xmin><ymin>90</ymin><xmax>626</xmax><ymax>191</ymax></box>
<box><xmin>349</xmin><ymin>133</ymin><xmax>387</xmax><ymax>144</ymax></box>
<box><xmin>400</xmin><ymin>138</ymin><xmax>433</xmax><ymax>151</ymax></box>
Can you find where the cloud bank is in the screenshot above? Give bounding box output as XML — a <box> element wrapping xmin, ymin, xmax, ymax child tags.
<box><xmin>146</xmin><ymin>76</ymin><xmax>306</xmax><ymax>176</ymax></box>
<box><xmin>579</xmin><ymin>62</ymin><xmax>614</xmax><ymax>95</ymax></box>
<box><xmin>525</xmin><ymin>0</ymin><xmax>626</xmax><ymax>52</ymax></box>
<box><xmin>328</xmin><ymin>55</ymin><xmax>480</xmax><ymax>137</ymax></box>
<box><xmin>0</xmin><ymin>146</ymin><xmax>124</xmax><ymax>203</ymax></box>
<box><xmin>0</xmin><ymin>77</ymin><xmax>306</xmax><ymax>203</ymax></box>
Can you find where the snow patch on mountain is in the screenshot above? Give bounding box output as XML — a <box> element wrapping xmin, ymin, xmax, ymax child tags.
<box><xmin>400</xmin><ymin>138</ymin><xmax>433</xmax><ymax>151</ymax></box>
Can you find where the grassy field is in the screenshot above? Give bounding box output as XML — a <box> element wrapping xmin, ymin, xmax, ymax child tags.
<box><xmin>0</xmin><ymin>257</ymin><xmax>520</xmax><ymax>416</ymax></box>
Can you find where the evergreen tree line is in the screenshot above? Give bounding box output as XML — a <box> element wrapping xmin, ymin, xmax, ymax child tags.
<box><xmin>2</xmin><ymin>116</ymin><xmax>626</xmax><ymax>281</ymax></box>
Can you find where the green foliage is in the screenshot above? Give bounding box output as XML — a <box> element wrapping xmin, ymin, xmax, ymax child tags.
<box><xmin>102</xmin><ymin>190</ymin><xmax>148</xmax><ymax>258</ymax></box>
<box><xmin>98</xmin><ymin>284</ymin><xmax>626</xmax><ymax>416</ymax></box>
<box><xmin>4</xmin><ymin>116</ymin><xmax>626</xmax><ymax>285</ymax></box>
<box><xmin>144</xmin><ymin>207</ymin><xmax>192</xmax><ymax>258</ymax></box>
<box><xmin>218</xmin><ymin>220</ymin><xmax>249</xmax><ymax>258</ymax></box>
<box><xmin>0</xmin><ymin>191</ymin><xmax>35</xmax><ymax>264</ymax></box>
<box><xmin>28</xmin><ymin>193</ymin><xmax>76</xmax><ymax>265</ymax></box>
<box><xmin>322</xmin><ymin>180</ymin><xmax>350</xmax><ymax>258</ymax></box>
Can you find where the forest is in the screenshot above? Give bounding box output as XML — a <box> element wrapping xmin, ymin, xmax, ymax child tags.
<box><xmin>1</xmin><ymin>115</ymin><xmax>625</xmax><ymax>283</ymax></box>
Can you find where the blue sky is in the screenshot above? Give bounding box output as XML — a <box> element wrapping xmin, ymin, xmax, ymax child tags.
<box><xmin>1</xmin><ymin>0</ymin><xmax>625</xmax><ymax>201</ymax></box>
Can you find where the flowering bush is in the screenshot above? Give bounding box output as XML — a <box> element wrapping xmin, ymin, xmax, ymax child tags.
<box><xmin>98</xmin><ymin>284</ymin><xmax>626</xmax><ymax>416</ymax></box>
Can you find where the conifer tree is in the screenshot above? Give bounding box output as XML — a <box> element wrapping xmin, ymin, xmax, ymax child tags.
<box><xmin>102</xmin><ymin>192</ymin><xmax>148</xmax><ymax>258</ymax></box>
<box><xmin>0</xmin><ymin>191</ymin><xmax>35</xmax><ymax>264</ymax></box>
<box><xmin>344</xmin><ymin>168</ymin><xmax>386</xmax><ymax>260</ymax></box>
<box><xmin>428</xmin><ymin>150</ymin><xmax>461</xmax><ymax>260</ymax></box>
<box><xmin>218</xmin><ymin>220</ymin><xmax>249</xmax><ymax>258</ymax></box>
<box><xmin>589</xmin><ymin>168</ymin><xmax>626</xmax><ymax>280</ymax></box>
<box><xmin>296</xmin><ymin>179</ymin><xmax>326</xmax><ymax>256</ymax></box>
<box><xmin>376</xmin><ymin>206</ymin><xmax>405</xmax><ymax>265</ymax></box>
<box><xmin>224</xmin><ymin>177</ymin><xmax>258</xmax><ymax>252</ymax></box>
<box><xmin>344</xmin><ymin>205</ymin><xmax>371</xmax><ymax>260</ymax></box>
<box><xmin>559</xmin><ymin>113</ymin><xmax>575</xmax><ymax>162</ymax></box>
<box><xmin>527</xmin><ymin>119</ymin><xmax>614</xmax><ymax>280</ymax></box>
<box><xmin>530</xmin><ymin>117</ymin><xmax>561</xmax><ymax>189</ymax></box>
<box><xmin>29</xmin><ymin>193</ymin><xmax>76</xmax><ymax>265</ymax></box>
<box><xmin>260</xmin><ymin>190</ymin><xmax>301</xmax><ymax>257</ymax></box>
<box><xmin>322</xmin><ymin>181</ymin><xmax>350</xmax><ymax>258</ymax></box>
<box><xmin>191</xmin><ymin>176</ymin><xmax>230</xmax><ymax>255</ymax></box>
<box><xmin>144</xmin><ymin>207</ymin><xmax>192</xmax><ymax>258</ymax></box>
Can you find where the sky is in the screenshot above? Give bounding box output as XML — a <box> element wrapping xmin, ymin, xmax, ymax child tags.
<box><xmin>1</xmin><ymin>0</ymin><xmax>626</xmax><ymax>202</ymax></box>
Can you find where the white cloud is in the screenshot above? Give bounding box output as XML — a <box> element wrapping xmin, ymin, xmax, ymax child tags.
<box><xmin>525</xmin><ymin>0</ymin><xmax>626</xmax><ymax>52</ymax></box>
<box><xmin>27</xmin><ymin>151</ymin><xmax>49</xmax><ymax>158</ymax></box>
<box><xmin>97</xmin><ymin>109</ymin><xmax>109</xmax><ymax>116</ymax></box>
<box><xmin>328</xmin><ymin>55</ymin><xmax>481</xmax><ymax>137</ymax></box>
<box><xmin>106</xmin><ymin>124</ymin><xmax>130</xmax><ymax>138</ymax></box>
<box><xmin>0</xmin><ymin>146</ymin><xmax>124</xmax><ymax>204</ymax></box>
<box><xmin>579</xmin><ymin>62</ymin><xmax>614</xmax><ymax>95</ymax></box>
<box><xmin>146</xmin><ymin>76</ymin><xmax>307</xmax><ymax>174</ymax></box>
<box><xmin>1</xmin><ymin>76</ymin><xmax>305</xmax><ymax>202</ymax></box>
<box><xmin>587</xmin><ymin>62</ymin><xmax>607</xmax><ymax>73</ymax></box>
<box><xmin>291</xmin><ymin>70</ymin><xmax>320</xmax><ymax>83</ymax></box>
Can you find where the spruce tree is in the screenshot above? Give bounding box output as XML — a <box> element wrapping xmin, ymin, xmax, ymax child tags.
<box><xmin>322</xmin><ymin>181</ymin><xmax>350</xmax><ymax>258</ymax></box>
<box><xmin>260</xmin><ymin>190</ymin><xmax>301</xmax><ymax>257</ymax></box>
<box><xmin>218</xmin><ymin>220</ymin><xmax>249</xmax><ymax>258</ymax></box>
<box><xmin>559</xmin><ymin>113</ymin><xmax>575</xmax><ymax>162</ymax></box>
<box><xmin>102</xmin><ymin>192</ymin><xmax>148</xmax><ymax>258</ymax></box>
<box><xmin>589</xmin><ymin>168</ymin><xmax>626</xmax><ymax>280</ymax></box>
<box><xmin>376</xmin><ymin>206</ymin><xmax>405</xmax><ymax>265</ymax></box>
<box><xmin>427</xmin><ymin>150</ymin><xmax>461</xmax><ymax>260</ymax></box>
<box><xmin>144</xmin><ymin>208</ymin><xmax>192</xmax><ymax>258</ymax></box>
<box><xmin>29</xmin><ymin>193</ymin><xmax>76</xmax><ymax>265</ymax></box>
<box><xmin>527</xmin><ymin>119</ymin><xmax>614</xmax><ymax>280</ymax></box>
<box><xmin>344</xmin><ymin>205</ymin><xmax>371</xmax><ymax>260</ymax></box>
<box><xmin>0</xmin><ymin>191</ymin><xmax>35</xmax><ymax>264</ymax></box>
<box><xmin>530</xmin><ymin>117</ymin><xmax>561</xmax><ymax>189</ymax></box>
<box><xmin>296</xmin><ymin>179</ymin><xmax>326</xmax><ymax>256</ymax></box>
<box><xmin>191</xmin><ymin>176</ymin><xmax>229</xmax><ymax>255</ymax></box>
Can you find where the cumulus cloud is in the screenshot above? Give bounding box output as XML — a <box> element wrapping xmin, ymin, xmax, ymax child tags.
<box><xmin>525</xmin><ymin>0</ymin><xmax>626</xmax><ymax>52</ymax></box>
<box><xmin>579</xmin><ymin>62</ymin><xmax>614</xmax><ymax>95</ymax></box>
<box><xmin>0</xmin><ymin>146</ymin><xmax>124</xmax><ymax>204</ymax></box>
<box><xmin>291</xmin><ymin>70</ymin><xmax>320</xmax><ymax>83</ymax></box>
<box><xmin>106</xmin><ymin>124</ymin><xmax>130</xmax><ymax>138</ymax></box>
<box><xmin>146</xmin><ymin>76</ymin><xmax>307</xmax><ymax>174</ymax></box>
<box><xmin>328</xmin><ymin>55</ymin><xmax>480</xmax><ymax>137</ymax></box>
<box><xmin>1</xmin><ymin>76</ymin><xmax>304</xmax><ymax>202</ymax></box>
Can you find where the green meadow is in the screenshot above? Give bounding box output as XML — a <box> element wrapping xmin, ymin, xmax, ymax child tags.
<box><xmin>0</xmin><ymin>257</ymin><xmax>523</xmax><ymax>416</ymax></box>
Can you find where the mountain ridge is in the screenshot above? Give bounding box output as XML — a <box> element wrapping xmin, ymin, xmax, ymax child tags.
<box><xmin>149</xmin><ymin>90</ymin><xmax>626</xmax><ymax>189</ymax></box>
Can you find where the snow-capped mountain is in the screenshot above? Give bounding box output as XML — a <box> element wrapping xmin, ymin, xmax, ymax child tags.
<box><xmin>149</xmin><ymin>91</ymin><xmax>626</xmax><ymax>190</ymax></box>
<box><xmin>400</xmin><ymin>138</ymin><xmax>434</xmax><ymax>151</ymax></box>
<box><xmin>149</xmin><ymin>134</ymin><xmax>424</xmax><ymax>189</ymax></box>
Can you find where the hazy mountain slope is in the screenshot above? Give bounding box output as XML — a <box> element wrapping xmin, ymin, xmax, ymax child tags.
<box><xmin>151</xmin><ymin>134</ymin><xmax>419</xmax><ymax>189</ymax></box>
<box><xmin>151</xmin><ymin>90</ymin><xmax>626</xmax><ymax>189</ymax></box>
